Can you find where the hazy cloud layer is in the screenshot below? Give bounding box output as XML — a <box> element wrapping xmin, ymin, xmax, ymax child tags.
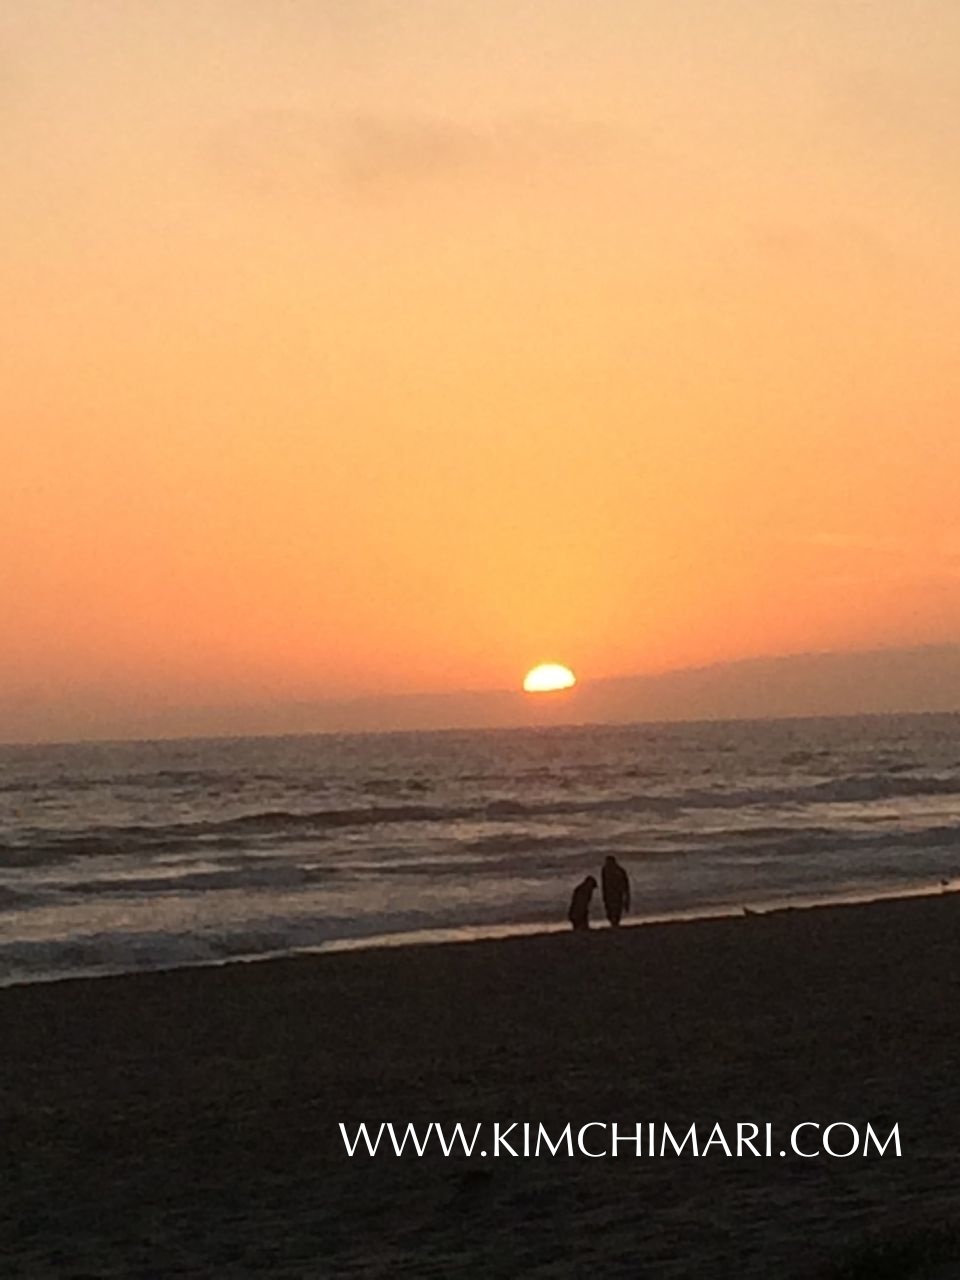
<box><xmin>210</xmin><ymin>110</ymin><xmax>618</xmax><ymax>200</ymax></box>
<box><xmin>7</xmin><ymin>644</ymin><xmax>960</xmax><ymax>743</ymax></box>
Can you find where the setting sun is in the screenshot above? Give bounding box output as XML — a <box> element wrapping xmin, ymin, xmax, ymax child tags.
<box><xmin>523</xmin><ymin>664</ymin><xmax>577</xmax><ymax>694</ymax></box>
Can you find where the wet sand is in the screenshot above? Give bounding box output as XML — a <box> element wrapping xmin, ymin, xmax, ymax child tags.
<box><xmin>3</xmin><ymin>894</ymin><xmax>960</xmax><ymax>1277</ymax></box>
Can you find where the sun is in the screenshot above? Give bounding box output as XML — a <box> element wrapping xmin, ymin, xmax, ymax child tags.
<box><xmin>523</xmin><ymin>663</ymin><xmax>577</xmax><ymax>694</ymax></box>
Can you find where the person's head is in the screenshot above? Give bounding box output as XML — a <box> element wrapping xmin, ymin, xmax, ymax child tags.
<box><xmin>584</xmin><ymin>875</ymin><xmax>597</xmax><ymax>890</ymax></box>
<box><xmin>603</xmin><ymin>855</ymin><xmax>617</xmax><ymax>868</ymax></box>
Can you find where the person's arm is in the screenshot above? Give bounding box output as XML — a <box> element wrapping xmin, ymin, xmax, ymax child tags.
<box><xmin>624</xmin><ymin>872</ymin><xmax>631</xmax><ymax>914</ymax></box>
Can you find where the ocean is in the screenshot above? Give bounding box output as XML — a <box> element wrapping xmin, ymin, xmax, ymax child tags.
<box><xmin>2</xmin><ymin>713</ymin><xmax>959</xmax><ymax>987</ymax></box>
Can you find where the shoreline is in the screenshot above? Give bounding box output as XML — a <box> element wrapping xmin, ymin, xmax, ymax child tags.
<box><xmin>4</xmin><ymin>874</ymin><xmax>959</xmax><ymax>993</ymax></box>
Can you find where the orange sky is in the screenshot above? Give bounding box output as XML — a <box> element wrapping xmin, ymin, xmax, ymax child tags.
<box><xmin>4</xmin><ymin>2</ymin><xmax>960</xmax><ymax>739</ymax></box>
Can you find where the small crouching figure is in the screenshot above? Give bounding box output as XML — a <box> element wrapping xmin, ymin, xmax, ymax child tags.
<box><xmin>601</xmin><ymin>855</ymin><xmax>630</xmax><ymax>927</ymax></box>
<box><xmin>568</xmin><ymin>875</ymin><xmax>598</xmax><ymax>931</ymax></box>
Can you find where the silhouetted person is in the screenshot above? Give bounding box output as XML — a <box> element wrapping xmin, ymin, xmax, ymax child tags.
<box><xmin>601</xmin><ymin>855</ymin><xmax>630</xmax><ymax>927</ymax></box>
<box><xmin>568</xmin><ymin>875</ymin><xmax>597</xmax><ymax>931</ymax></box>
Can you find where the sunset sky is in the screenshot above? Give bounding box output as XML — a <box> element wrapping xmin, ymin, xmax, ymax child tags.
<box><xmin>4</xmin><ymin>2</ymin><xmax>960</xmax><ymax>740</ymax></box>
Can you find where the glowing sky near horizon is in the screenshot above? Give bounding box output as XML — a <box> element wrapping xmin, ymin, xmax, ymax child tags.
<box><xmin>3</xmin><ymin>1</ymin><xmax>960</xmax><ymax>738</ymax></box>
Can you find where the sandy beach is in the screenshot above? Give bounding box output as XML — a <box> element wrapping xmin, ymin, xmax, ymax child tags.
<box><xmin>3</xmin><ymin>894</ymin><xmax>960</xmax><ymax>1278</ymax></box>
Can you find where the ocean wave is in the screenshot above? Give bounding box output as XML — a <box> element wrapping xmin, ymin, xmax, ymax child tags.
<box><xmin>0</xmin><ymin>913</ymin><xmax>463</xmax><ymax>985</ymax></box>
<box><xmin>663</xmin><ymin>772</ymin><xmax>960</xmax><ymax>812</ymax></box>
<box><xmin>0</xmin><ymin>804</ymin><xmax>474</xmax><ymax>866</ymax></box>
<box><xmin>804</xmin><ymin>773</ymin><xmax>960</xmax><ymax>803</ymax></box>
<box><xmin>362</xmin><ymin>778</ymin><xmax>431</xmax><ymax>796</ymax></box>
<box><xmin>690</xmin><ymin>821</ymin><xmax>960</xmax><ymax>864</ymax></box>
<box><xmin>4</xmin><ymin>767</ymin><xmax>960</xmax><ymax>872</ymax></box>
<box><xmin>0</xmin><ymin>768</ymin><xmax>239</xmax><ymax>795</ymax></box>
<box><xmin>61</xmin><ymin>863</ymin><xmax>341</xmax><ymax>897</ymax></box>
<box><xmin>0</xmin><ymin>886</ymin><xmax>35</xmax><ymax>912</ymax></box>
<box><xmin>0</xmin><ymin>930</ymin><xmax>244</xmax><ymax>984</ymax></box>
<box><xmin>201</xmin><ymin>803</ymin><xmax>464</xmax><ymax>832</ymax></box>
<box><xmin>462</xmin><ymin>831</ymin><xmax>575</xmax><ymax>855</ymax></box>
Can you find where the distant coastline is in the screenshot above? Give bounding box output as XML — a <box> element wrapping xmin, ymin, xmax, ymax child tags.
<box><xmin>5</xmin><ymin>643</ymin><xmax>960</xmax><ymax>745</ymax></box>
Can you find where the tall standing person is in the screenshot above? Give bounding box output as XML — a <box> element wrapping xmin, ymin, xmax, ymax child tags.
<box><xmin>601</xmin><ymin>856</ymin><xmax>630</xmax><ymax>927</ymax></box>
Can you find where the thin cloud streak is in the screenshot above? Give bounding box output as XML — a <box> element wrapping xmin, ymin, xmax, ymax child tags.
<box><xmin>210</xmin><ymin>110</ymin><xmax>622</xmax><ymax>201</ymax></box>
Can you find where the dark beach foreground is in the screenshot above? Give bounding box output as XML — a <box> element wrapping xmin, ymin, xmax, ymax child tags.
<box><xmin>3</xmin><ymin>896</ymin><xmax>960</xmax><ymax>1278</ymax></box>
